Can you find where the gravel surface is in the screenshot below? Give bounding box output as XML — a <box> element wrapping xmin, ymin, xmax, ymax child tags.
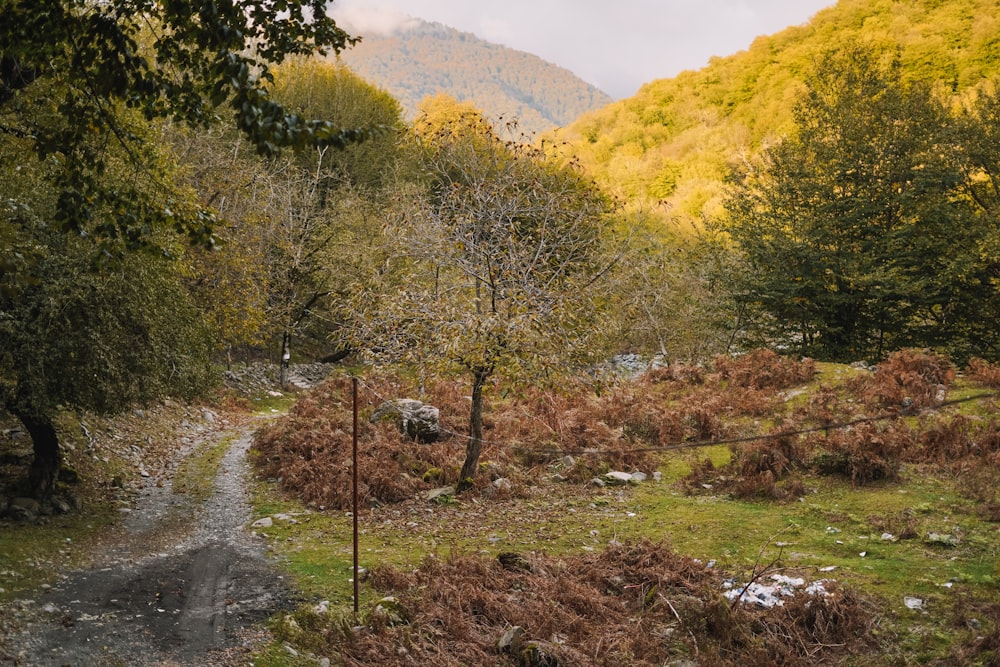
<box><xmin>1</xmin><ymin>426</ymin><xmax>292</xmax><ymax>667</ymax></box>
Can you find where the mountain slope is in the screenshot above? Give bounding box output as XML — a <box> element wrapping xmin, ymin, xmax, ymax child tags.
<box><xmin>335</xmin><ymin>19</ymin><xmax>613</xmax><ymax>139</ymax></box>
<box><xmin>553</xmin><ymin>0</ymin><xmax>1000</xmax><ymax>222</ymax></box>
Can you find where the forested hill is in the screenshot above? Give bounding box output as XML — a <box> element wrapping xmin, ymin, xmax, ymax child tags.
<box><xmin>553</xmin><ymin>0</ymin><xmax>1000</xmax><ymax>222</ymax></box>
<box><xmin>334</xmin><ymin>18</ymin><xmax>613</xmax><ymax>139</ymax></box>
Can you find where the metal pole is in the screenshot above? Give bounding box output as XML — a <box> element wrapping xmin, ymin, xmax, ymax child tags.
<box><xmin>352</xmin><ymin>377</ymin><xmax>360</xmax><ymax>620</ymax></box>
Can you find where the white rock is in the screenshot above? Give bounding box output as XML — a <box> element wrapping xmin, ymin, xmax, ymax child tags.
<box><xmin>605</xmin><ymin>471</ymin><xmax>634</xmax><ymax>485</ymax></box>
<box><xmin>251</xmin><ymin>517</ymin><xmax>273</xmax><ymax>528</ymax></box>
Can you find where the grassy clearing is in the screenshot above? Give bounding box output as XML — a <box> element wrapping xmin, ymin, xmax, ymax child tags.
<box><xmin>247</xmin><ymin>351</ymin><xmax>1000</xmax><ymax>665</ymax></box>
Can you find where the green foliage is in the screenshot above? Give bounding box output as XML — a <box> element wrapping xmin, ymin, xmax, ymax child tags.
<box><xmin>168</xmin><ymin>58</ymin><xmax>406</xmax><ymax>358</ymax></box>
<box><xmin>719</xmin><ymin>44</ymin><xmax>1000</xmax><ymax>362</ymax></box>
<box><xmin>0</xmin><ymin>0</ymin><xmax>374</xmax><ymax>258</ymax></box>
<box><xmin>0</xmin><ymin>231</ymin><xmax>215</xmax><ymax>419</ymax></box>
<box><xmin>270</xmin><ymin>59</ymin><xmax>405</xmax><ymax>191</ymax></box>
<box><xmin>556</xmin><ymin>0</ymin><xmax>1000</xmax><ymax>224</ymax></box>
<box><xmin>350</xmin><ymin>108</ymin><xmax>621</xmax><ymax>485</ymax></box>
<box><xmin>357</xmin><ymin>109</ymin><xmax>618</xmax><ymax>378</ymax></box>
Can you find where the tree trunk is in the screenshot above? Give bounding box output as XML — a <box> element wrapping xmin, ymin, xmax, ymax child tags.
<box><xmin>280</xmin><ymin>331</ymin><xmax>291</xmax><ymax>389</ymax></box>
<box><xmin>457</xmin><ymin>368</ymin><xmax>489</xmax><ymax>493</ymax></box>
<box><xmin>12</xmin><ymin>408</ymin><xmax>61</xmax><ymax>501</ymax></box>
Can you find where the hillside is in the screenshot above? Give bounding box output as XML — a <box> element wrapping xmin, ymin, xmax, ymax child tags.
<box><xmin>334</xmin><ymin>18</ymin><xmax>613</xmax><ymax>139</ymax></box>
<box><xmin>553</xmin><ymin>0</ymin><xmax>1000</xmax><ymax>222</ymax></box>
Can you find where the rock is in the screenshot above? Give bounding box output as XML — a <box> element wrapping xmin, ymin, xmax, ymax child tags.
<box><xmin>57</xmin><ymin>466</ymin><xmax>80</xmax><ymax>484</ymax></box>
<box><xmin>371</xmin><ymin>399</ymin><xmax>440</xmax><ymax>443</ymax></box>
<box><xmin>652</xmin><ymin>471</ymin><xmax>662</xmax><ymax>482</ymax></box>
<box><xmin>498</xmin><ymin>625</ymin><xmax>525</xmax><ymax>652</ymax></box>
<box><xmin>50</xmin><ymin>497</ymin><xmax>72</xmax><ymax>515</ymax></box>
<box><xmin>925</xmin><ymin>532</ymin><xmax>959</xmax><ymax>547</ymax></box>
<box><xmin>480</xmin><ymin>461</ymin><xmax>502</xmax><ymax>480</ymax></box>
<box><xmin>493</xmin><ymin>478</ymin><xmax>512</xmax><ymax>491</ymax></box>
<box><xmin>605</xmin><ymin>471</ymin><xmax>636</xmax><ymax>485</ymax></box>
<box><xmin>518</xmin><ymin>639</ymin><xmax>561</xmax><ymax>667</ymax></box>
<box><xmin>497</xmin><ymin>552</ymin><xmax>531</xmax><ymax>573</ymax></box>
<box><xmin>590</xmin><ymin>477</ymin><xmax>606</xmax><ymax>488</ymax></box>
<box><xmin>373</xmin><ymin>596</ymin><xmax>408</xmax><ymax>625</ymax></box>
<box><xmin>272</xmin><ymin>513</ymin><xmax>298</xmax><ymax>524</ymax></box>
<box><xmin>426</xmin><ymin>486</ymin><xmax>455</xmax><ymax>502</ymax></box>
<box><xmin>8</xmin><ymin>497</ymin><xmax>40</xmax><ymax>521</ymax></box>
<box><xmin>630</xmin><ymin>471</ymin><xmax>647</xmax><ymax>483</ymax></box>
<box><xmin>904</xmin><ymin>596</ymin><xmax>924</xmax><ymax>610</ymax></box>
<box><xmin>557</xmin><ymin>455</ymin><xmax>575</xmax><ymax>470</ymax></box>
<box><xmin>251</xmin><ymin>517</ymin><xmax>273</xmax><ymax>528</ymax></box>
<box><xmin>42</xmin><ymin>602</ymin><xmax>60</xmax><ymax>614</ymax></box>
<box><xmin>202</xmin><ymin>408</ymin><xmax>217</xmax><ymax>423</ymax></box>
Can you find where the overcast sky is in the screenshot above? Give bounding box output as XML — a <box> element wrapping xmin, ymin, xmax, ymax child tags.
<box><xmin>331</xmin><ymin>1</ymin><xmax>835</xmax><ymax>99</ymax></box>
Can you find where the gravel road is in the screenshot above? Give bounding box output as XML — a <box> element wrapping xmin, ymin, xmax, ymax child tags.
<box><xmin>2</xmin><ymin>427</ymin><xmax>291</xmax><ymax>667</ymax></box>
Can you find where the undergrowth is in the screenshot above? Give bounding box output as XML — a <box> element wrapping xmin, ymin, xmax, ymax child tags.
<box><xmin>271</xmin><ymin>540</ymin><xmax>879</xmax><ymax>666</ymax></box>
<box><xmin>250</xmin><ymin>348</ymin><xmax>1000</xmax><ymax>666</ymax></box>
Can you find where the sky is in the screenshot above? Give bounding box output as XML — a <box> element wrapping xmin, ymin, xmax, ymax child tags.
<box><xmin>330</xmin><ymin>1</ymin><xmax>836</xmax><ymax>99</ymax></box>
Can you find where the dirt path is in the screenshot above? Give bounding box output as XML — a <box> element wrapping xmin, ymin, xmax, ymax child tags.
<box><xmin>2</xmin><ymin>427</ymin><xmax>291</xmax><ymax>667</ymax></box>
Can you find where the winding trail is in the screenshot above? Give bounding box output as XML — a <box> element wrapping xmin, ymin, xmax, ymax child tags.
<box><xmin>5</xmin><ymin>427</ymin><xmax>290</xmax><ymax>666</ymax></box>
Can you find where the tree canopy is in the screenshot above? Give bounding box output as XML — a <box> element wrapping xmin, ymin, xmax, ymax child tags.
<box><xmin>555</xmin><ymin>0</ymin><xmax>1000</xmax><ymax>225</ymax></box>
<box><xmin>0</xmin><ymin>0</ymin><xmax>375</xmax><ymax>263</ymax></box>
<box><xmin>353</xmin><ymin>106</ymin><xmax>619</xmax><ymax>489</ymax></box>
<box><xmin>720</xmin><ymin>45</ymin><xmax>1000</xmax><ymax>362</ymax></box>
<box><xmin>0</xmin><ymin>1</ymin><xmax>375</xmax><ymax>498</ymax></box>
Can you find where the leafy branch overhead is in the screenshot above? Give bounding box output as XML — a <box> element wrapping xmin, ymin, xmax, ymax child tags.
<box><xmin>0</xmin><ymin>0</ymin><xmax>379</xmax><ymax>250</ymax></box>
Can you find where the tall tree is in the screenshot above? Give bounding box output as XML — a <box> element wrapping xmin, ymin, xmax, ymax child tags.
<box><xmin>0</xmin><ymin>1</ymin><xmax>373</xmax><ymax>498</ymax></box>
<box><xmin>171</xmin><ymin>60</ymin><xmax>404</xmax><ymax>377</ymax></box>
<box><xmin>0</xmin><ymin>0</ymin><xmax>374</xmax><ymax>267</ymax></box>
<box><xmin>355</xmin><ymin>107</ymin><xmax>619</xmax><ymax>491</ymax></box>
<box><xmin>720</xmin><ymin>44</ymin><xmax>995</xmax><ymax>361</ymax></box>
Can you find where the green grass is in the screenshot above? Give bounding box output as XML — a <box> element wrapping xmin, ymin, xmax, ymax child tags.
<box><xmin>0</xmin><ymin>510</ymin><xmax>117</xmax><ymax>599</ymax></box>
<box><xmin>249</xmin><ymin>444</ymin><xmax>1000</xmax><ymax>664</ymax></box>
<box><xmin>173</xmin><ymin>433</ymin><xmax>237</xmax><ymax>501</ymax></box>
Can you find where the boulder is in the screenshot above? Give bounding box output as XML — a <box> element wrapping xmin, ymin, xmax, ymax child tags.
<box><xmin>605</xmin><ymin>471</ymin><xmax>636</xmax><ymax>486</ymax></box>
<box><xmin>498</xmin><ymin>625</ymin><xmax>525</xmax><ymax>652</ymax></box>
<box><xmin>371</xmin><ymin>399</ymin><xmax>441</xmax><ymax>443</ymax></box>
<box><xmin>7</xmin><ymin>497</ymin><xmax>41</xmax><ymax>522</ymax></box>
<box><xmin>373</xmin><ymin>596</ymin><xmax>409</xmax><ymax>626</ymax></box>
<box><xmin>426</xmin><ymin>486</ymin><xmax>455</xmax><ymax>502</ymax></box>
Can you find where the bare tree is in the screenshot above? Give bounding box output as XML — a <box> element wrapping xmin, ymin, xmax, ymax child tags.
<box><xmin>355</xmin><ymin>111</ymin><xmax>620</xmax><ymax>490</ymax></box>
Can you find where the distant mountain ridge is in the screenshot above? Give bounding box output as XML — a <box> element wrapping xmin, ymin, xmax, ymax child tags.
<box><xmin>334</xmin><ymin>17</ymin><xmax>613</xmax><ymax>138</ymax></box>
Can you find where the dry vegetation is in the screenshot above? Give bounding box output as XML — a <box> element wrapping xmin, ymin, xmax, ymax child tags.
<box><xmin>275</xmin><ymin>541</ymin><xmax>879</xmax><ymax>666</ymax></box>
<box><xmin>251</xmin><ymin>350</ymin><xmax>817</xmax><ymax>511</ymax></box>
<box><xmin>252</xmin><ymin>348</ymin><xmax>1000</xmax><ymax>666</ymax></box>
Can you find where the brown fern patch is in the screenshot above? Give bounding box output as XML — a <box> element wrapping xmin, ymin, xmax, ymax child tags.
<box><xmin>285</xmin><ymin>541</ymin><xmax>880</xmax><ymax>666</ymax></box>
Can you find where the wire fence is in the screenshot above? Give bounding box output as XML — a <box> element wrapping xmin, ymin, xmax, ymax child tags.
<box><xmin>351</xmin><ymin>373</ymin><xmax>1000</xmax><ymax>459</ymax></box>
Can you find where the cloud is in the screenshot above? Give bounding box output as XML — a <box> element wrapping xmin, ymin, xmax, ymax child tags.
<box><xmin>334</xmin><ymin>6</ymin><xmax>421</xmax><ymax>37</ymax></box>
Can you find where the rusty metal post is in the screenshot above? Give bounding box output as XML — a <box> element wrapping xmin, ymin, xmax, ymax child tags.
<box><xmin>352</xmin><ymin>376</ymin><xmax>360</xmax><ymax>620</ymax></box>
